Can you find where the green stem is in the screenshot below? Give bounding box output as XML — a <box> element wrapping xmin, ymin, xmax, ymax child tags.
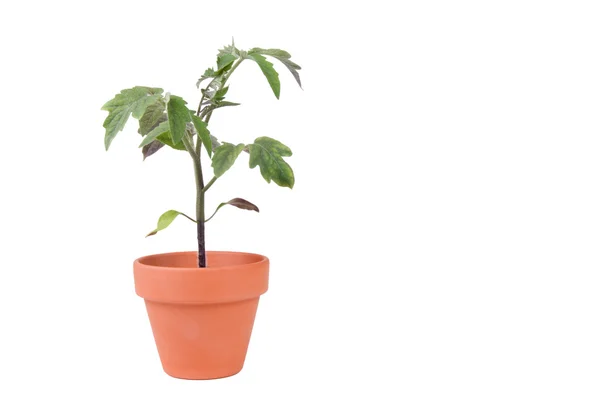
<box><xmin>202</xmin><ymin>59</ymin><xmax>244</xmax><ymax>124</ymax></box>
<box><xmin>191</xmin><ymin>57</ymin><xmax>244</xmax><ymax>268</ymax></box>
<box><xmin>182</xmin><ymin>131</ymin><xmax>206</xmax><ymax>268</ymax></box>
<box><xmin>202</xmin><ymin>176</ymin><xmax>217</xmax><ymax>193</ymax></box>
<box><xmin>178</xmin><ymin>212</ymin><xmax>197</xmax><ymax>223</ymax></box>
<box><xmin>222</xmin><ymin>58</ymin><xmax>243</xmax><ymax>84</ymax></box>
<box><xmin>204</xmin><ymin>205</ymin><xmax>221</xmax><ymax>223</ymax></box>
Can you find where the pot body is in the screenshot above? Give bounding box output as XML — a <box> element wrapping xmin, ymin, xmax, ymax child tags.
<box><xmin>134</xmin><ymin>251</ymin><xmax>269</xmax><ymax>379</ymax></box>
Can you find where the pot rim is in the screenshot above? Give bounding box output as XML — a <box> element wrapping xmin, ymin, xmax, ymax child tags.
<box><xmin>134</xmin><ymin>250</ymin><xmax>268</xmax><ymax>271</ymax></box>
<box><xmin>133</xmin><ymin>250</ymin><xmax>270</xmax><ymax>304</ymax></box>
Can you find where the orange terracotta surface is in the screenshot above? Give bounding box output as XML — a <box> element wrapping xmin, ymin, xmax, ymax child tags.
<box><xmin>133</xmin><ymin>251</ymin><xmax>269</xmax><ymax>379</ymax></box>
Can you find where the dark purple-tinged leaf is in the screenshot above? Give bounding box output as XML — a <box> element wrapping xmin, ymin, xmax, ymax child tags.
<box><xmin>139</xmin><ymin>120</ymin><xmax>169</xmax><ymax>148</ymax></box>
<box><xmin>142</xmin><ymin>141</ymin><xmax>164</xmax><ymax>160</ymax></box>
<box><xmin>226</xmin><ymin>198</ymin><xmax>259</xmax><ymax>212</ymax></box>
<box><xmin>205</xmin><ymin>198</ymin><xmax>259</xmax><ymax>222</ymax></box>
<box><xmin>138</xmin><ymin>99</ymin><xmax>166</xmax><ymax>136</ymax></box>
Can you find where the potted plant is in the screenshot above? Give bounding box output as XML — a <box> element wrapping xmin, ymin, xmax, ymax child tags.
<box><xmin>101</xmin><ymin>41</ymin><xmax>302</xmax><ymax>380</ymax></box>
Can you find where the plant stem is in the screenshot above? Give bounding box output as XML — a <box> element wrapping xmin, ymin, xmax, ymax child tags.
<box><xmin>194</xmin><ymin>143</ymin><xmax>206</xmax><ymax>268</ymax></box>
<box><xmin>192</xmin><ymin>57</ymin><xmax>244</xmax><ymax>268</ymax></box>
<box><xmin>202</xmin><ymin>176</ymin><xmax>217</xmax><ymax>193</ymax></box>
<box><xmin>181</xmin><ymin>133</ymin><xmax>206</xmax><ymax>268</ymax></box>
<box><xmin>223</xmin><ymin>58</ymin><xmax>243</xmax><ymax>83</ymax></box>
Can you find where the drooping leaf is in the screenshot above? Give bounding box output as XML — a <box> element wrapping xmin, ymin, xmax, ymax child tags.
<box><xmin>248</xmin><ymin>48</ymin><xmax>302</xmax><ymax>88</ymax></box>
<box><xmin>277</xmin><ymin>58</ymin><xmax>302</xmax><ymax>88</ymax></box>
<box><xmin>101</xmin><ymin>86</ymin><xmax>163</xmax><ymax>149</ymax></box>
<box><xmin>146</xmin><ymin>210</ymin><xmax>196</xmax><ymax>237</ymax></box>
<box><xmin>166</xmin><ymin>95</ymin><xmax>191</xmax><ymax>144</ymax></box>
<box><xmin>246</xmin><ymin>53</ymin><xmax>280</xmax><ymax>99</ymax></box>
<box><xmin>190</xmin><ymin>114</ymin><xmax>212</xmax><ymax>158</ymax></box>
<box><xmin>138</xmin><ymin>98</ymin><xmax>166</xmax><ymax>135</ymax></box>
<box><xmin>212</xmin><ymin>143</ymin><xmax>245</xmax><ymax>177</ymax></box>
<box><xmin>139</xmin><ymin>120</ymin><xmax>170</xmax><ymax>148</ymax></box>
<box><xmin>205</xmin><ymin>198</ymin><xmax>259</xmax><ymax>222</ymax></box>
<box><xmin>248</xmin><ymin>136</ymin><xmax>294</xmax><ymax>188</ymax></box>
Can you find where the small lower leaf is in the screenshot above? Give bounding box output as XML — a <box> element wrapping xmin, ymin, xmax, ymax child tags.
<box><xmin>146</xmin><ymin>210</ymin><xmax>196</xmax><ymax>237</ymax></box>
<box><xmin>205</xmin><ymin>198</ymin><xmax>259</xmax><ymax>222</ymax></box>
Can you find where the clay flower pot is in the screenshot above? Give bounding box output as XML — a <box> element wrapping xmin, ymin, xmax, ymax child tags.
<box><xmin>133</xmin><ymin>251</ymin><xmax>269</xmax><ymax>379</ymax></box>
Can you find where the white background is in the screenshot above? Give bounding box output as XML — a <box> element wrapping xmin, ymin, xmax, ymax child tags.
<box><xmin>0</xmin><ymin>0</ymin><xmax>599</xmax><ymax>398</ymax></box>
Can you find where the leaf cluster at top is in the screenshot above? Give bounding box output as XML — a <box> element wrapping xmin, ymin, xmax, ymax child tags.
<box><xmin>101</xmin><ymin>40</ymin><xmax>302</xmax><ymax>236</ymax></box>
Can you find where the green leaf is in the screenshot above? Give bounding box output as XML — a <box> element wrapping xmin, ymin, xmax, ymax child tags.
<box><xmin>277</xmin><ymin>58</ymin><xmax>302</xmax><ymax>88</ymax></box>
<box><xmin>213</xmin><ymin>86</ymin><xmax>229</xmax><ymax>100</ymax></box>
<box><xmin>197</xmin><ymin>68</ymin><xmax>216</xmax><ymax>88</ymax></box>
<box><xmin>199</xmin><ymin>101</ymin><xmax>241</xmax><ymax>119</ymax></box>
<box><xmin>190</xmin><ymin>114</ymin><xmax>212</xmax><ymax>158</ymax></box>
<box><xmin>139</xmin><ymin>120</ymin><xmax>170</xmax><ymax>148</ymax></box>
<box><xmin>217</xmin><ymin>54</ymin><xmax>236</xmax><ymax>71</ymax></box>
<box><xmin>248</xmin><ymin>48</ymin><xmax>302</xmax><ymax>88</ymax></box>
<box><xmin>166</xmin><ymin>95</ymin><xmax>191</xmax><ymax>144</ymax></box>
<box><xmin>205</xmin><ymin>198</ymin><xmax>259</xmax><ymax>222</ymax></box>
<box><xmin>156</xmin><ymin>131</ymin><xmax>186</xmax><ymax>151</ymax></box>
<box><xmin>249</xmin><ymin>48</ymin><xmax>291</xmax><ymax>59</ymax></box>
<box><xmin>248</xmin><ymin>136</ymin><xmax>294</xmax><ymax>188</ymax></box>
<box><xmin>212</xmin><ymin>143</ymin><xmax>245</xmax><ymax>177</ymax></box>
<box><xmin>218</xmin><ymin>43</ymin><xmax>239</xmax><ymax>58</ymax></box>
<box><xmin>247</xmin><ymin>53</ymin><xmax>280</xmax><ymax>99</ymax></box>
<box><xmin>146</xmin><ymin>210</ymin><xmax>196</xmax><ymax>237</ymax></box>
<box><xmin>138</xmin><ymin>114</ymin><xmax>186</xmax><ymax>154</ymax></box>
<box><xmin>138</xmin><ymin>98</ymin><xmax>166</xmax><ymax>136</ymax></box>
<box><xmin>101</xmin><ymin>86</ymin><xmax>163</xmax><ymax>149</ymax></box>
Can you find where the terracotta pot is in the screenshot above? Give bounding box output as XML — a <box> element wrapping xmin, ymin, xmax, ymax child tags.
<box><xmin>133</xmin><ymin>251</ymin><xmax>269</xmax><ymax>380</ymax></box>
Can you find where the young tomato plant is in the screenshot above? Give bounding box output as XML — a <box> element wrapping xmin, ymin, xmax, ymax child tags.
<box><xmin>101</xmin><ymin>41</ymin><xmax>302</xmax><ymax>267</ymax></box>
